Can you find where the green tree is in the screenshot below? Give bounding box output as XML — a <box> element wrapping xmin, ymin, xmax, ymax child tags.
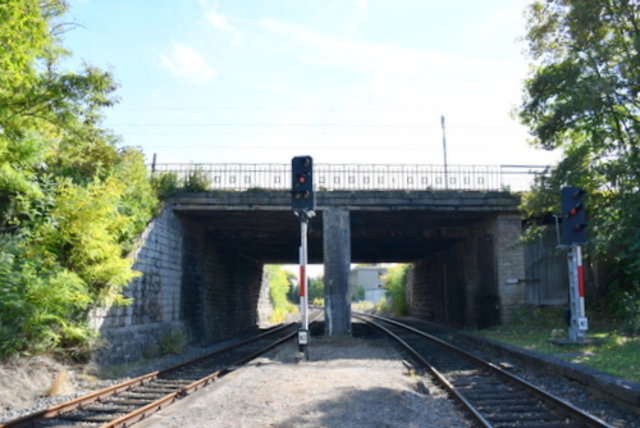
<box><xmin>0</xmin><ymin>0</ymin><xmax>158</xmax><ymax>357</ymax></box>
<box><xmin>519</xmin><ymin>0</ymin><xmax>640</xmax><ymax>327</ymax></box>
<box><xmin>265</xmin><ymin>265</ymin><xmax>297</xmax><ymax>323</ymax></box>
<box><xmin>308</xmin><ymin>276</ymin><xmax>325</xmax><ymax>302</ymax></box>
<box><xmin>382</xmin><ymin>265</ymin><xmax>408</xmax><ymax>316</ymax></box>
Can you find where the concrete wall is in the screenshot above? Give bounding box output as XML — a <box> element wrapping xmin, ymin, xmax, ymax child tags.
<box><xmin>91</xmin><ymin>206</ymin><xmax>187</xmax><ymax>364</ymax></box>
<box><xmin>323</xmin><ymin>208</ymin><xmax>352</xmax><ymax>336</ymax></box>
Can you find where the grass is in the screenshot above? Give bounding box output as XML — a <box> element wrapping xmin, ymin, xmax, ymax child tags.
<box><xmin>474</xmin><ymin>306</ymin><xmax>640</xmax><ymax>383</ymax></box>
<box><xmin>351</xmin><ymin>298</ymin><xmax>392</xmax><ymax>315</ymax></box>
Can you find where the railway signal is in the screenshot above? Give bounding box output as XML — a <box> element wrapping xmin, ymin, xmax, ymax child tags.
<box><xmin>291</xmin><ymin>156</ymin><xmax>315</xmax><ymax>211</ymax></box>
<box><xmin>291</xmin><ymin>156</ymin><xmax>315</xmax><ymax>359</ymax></box>
<box><xmin>561</xmin><ymin>186</ymin><xmax>588</xmax><ymax>342</ymax></box>
<box><xmin>561</xmin><ymin>186</ymin><xmax>587</xmax><ymax>245</ymax></box>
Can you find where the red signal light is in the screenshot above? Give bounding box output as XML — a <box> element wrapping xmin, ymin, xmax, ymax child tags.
<box><xmin>568</xmin><ymin>203</ymin><xmax>583</xmax><ymax>217</ymax></box>
<box><xmin>298</xmin><ymin>175</ymin><xmax>306</xmax><ymax>183</ymax></box>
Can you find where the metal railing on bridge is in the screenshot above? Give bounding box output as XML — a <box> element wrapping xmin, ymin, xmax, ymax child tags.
<box><xmin>151</xmin><ymin>163</ymin><xmax>548</xmax><ymax>192</ymax></box>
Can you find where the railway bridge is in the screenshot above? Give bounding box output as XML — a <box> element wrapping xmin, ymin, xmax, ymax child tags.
<box><xmin>92</xmin><ymin>163</ymin><xmax>542</xmax><ymax>363</ymax></box>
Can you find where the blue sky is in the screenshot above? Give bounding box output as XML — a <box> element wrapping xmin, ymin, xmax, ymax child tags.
<box><xmin>63</xmin><ymin>0</ymin><xmax>559</xmax><ymax>167</ymax></box>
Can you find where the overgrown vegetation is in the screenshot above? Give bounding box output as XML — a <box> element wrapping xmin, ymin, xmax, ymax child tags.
<box><xmin>156</xmin><ymin>330</ymin><xmax>188</xmax><ymax>356</ymax></box>
<box><xmin>288</xmin><ymin>274</ymin><xmax>324</xmax><ymax>305</ymax></box>
<box><xmin>518</xmin><ymin>0</ymin><xmax>640</xmax><ymax>331</ymax></box>
<box><xmin>477</xmin><ymin>307</ymin><xmax>640</xmax><ymax>383</ymax></box>
<box><xmin>151</xmin><ymin>172</ymin><xmax>180</xmax><ymax>199</ymax></box>
<box><xmin>182</xmin><ymin>169</ymin><xmax>210</xmax><ymax>193</ymax></box>
<box><xmin>381</xmin><ymin>264</ymin><xmax>409</xmax><ymax>316</ymax></box>
<box><xmin>265</xmin><ymin>265</ymin><xmax>298</xmax><ymax>323</ymax></box>
<box><xmin>308</xmin><ymin>276</ymin><xmax>325</xmax><ymax>303</ymax></box>
<box><xmin>0</xmin><ymin>1</ymin><xmax>157</xmax><ymax>359</ymax></box>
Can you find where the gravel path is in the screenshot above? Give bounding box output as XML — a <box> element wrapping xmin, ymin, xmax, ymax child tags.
<box><xmin>0</xmin><ymin>335</ymin><xmax>249</xmax><ymax>424</ymax></box>
<box><xmin>5</xmin><ymin>320</ymin><xmax>634</xmax><ymax>427</ymax></box>
<box><xmin>135</xmin><ymin>336</ymin><xmax>471</xmax><ymax>428</ymax></box>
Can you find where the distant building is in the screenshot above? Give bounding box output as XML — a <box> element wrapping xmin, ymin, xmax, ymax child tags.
<box><xmin>349</xmin><ymin>265</ymin><xmax>388</xmax><ymax>303</ymax></box>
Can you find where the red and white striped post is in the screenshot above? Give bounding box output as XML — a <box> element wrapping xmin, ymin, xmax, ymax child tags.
<box><xmin>568</xmin><ymin>244</ymin><xmax>588</xmax><ymax>342</ymax></box>
<box><xmin>297</xmin><ymin>215</ymin><xmax>310</xmax><ymax>358</ymax></box>
<box><xmin>291</xmin><ymin>156</ymin><xmax>315</xmax><ymax>359</ymax></box>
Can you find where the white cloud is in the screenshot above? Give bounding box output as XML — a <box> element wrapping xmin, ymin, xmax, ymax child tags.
<box><xmin>160</xmin><ymin>42</ymin><xmax>217</xmax><ymax>84</ymax></box>
<box><xmin>200</xmin><ymin>2</ymin><xmax>243</xmax><ymax>42</ymax></box>
<box><xmin>206</xmin><ymin>8</ymin><xmax>235</xmax><ymax>33</ymax></box>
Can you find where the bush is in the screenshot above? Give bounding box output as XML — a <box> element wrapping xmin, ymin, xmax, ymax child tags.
<box><xmin>0</xmin><ymin>238</ymin><xmax>92</xmax><ymax>358</ymax></box>
<box><xmin>183</xmin><ymin>169</ymin><xmax>210</xmax><ymax>192</ymax></box>
<box><xmin>151</xmin><ymin>172</ymin><xmax>179</xmax><ymax>199</ymax></box>
<box><xmin>157</xmin><ymin>330</ymin><xmax>187</xmax><ymax>355</ymax></box>
<box><xmin>382</xmin><ymin>265</ymin><xmax>408</xmax><ymax>316</ymax></box>
<box><xmin>0</xmin><ymin>2</ymin><xmax>158</xmax><ymax>359</ymax></box>
<box><xmin>374</xmin><ymin>298</ymin><xmax>390</xmax><ymax>314</ymax></box>
<box><xmin>265</xmin><ymin>265</ymin><xmax>298</xmax><ymax>323</ymax></box>
<box><xmin>623</xmin><ymin>293</ymin><xmax>640</xmax><ymax>335</ymax></box>
<box><xmin>309</xmin><ymin>277</ymin><xmax>324</xmax><ymax>301</ymax></box>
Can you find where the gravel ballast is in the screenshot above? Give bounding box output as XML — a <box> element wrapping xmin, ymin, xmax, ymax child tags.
<box><xmin>135</xmin><ymin>336</ymin><xmax>471</xmax><ymax>428</ymax></box>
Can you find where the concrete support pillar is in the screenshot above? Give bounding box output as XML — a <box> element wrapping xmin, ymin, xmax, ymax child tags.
<box><xmin>323</xmin><ymin>207</ymin><xmax>351</xmax><ymax>336</ymax></box>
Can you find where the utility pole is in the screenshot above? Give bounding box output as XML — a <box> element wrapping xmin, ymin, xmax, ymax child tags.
<box><xmin>441</xmin><ymin>115</ymin><xmax>449</xmax><ymax>189</ymax></box>
<box><xmin>151</xmin><ymin>153</ymin><xmax>157</xmax><ymax>174</ymax></box>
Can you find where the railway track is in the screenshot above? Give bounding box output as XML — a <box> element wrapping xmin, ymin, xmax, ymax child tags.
<box><xmin>354</xmin><ymin>312</ymin><xmax>612</xmax><ymax>428</ymax></box>
<box><xmin>1</xmin><ymin>322</ymin><xmax>303</xmax><ymax>428</ymax></box>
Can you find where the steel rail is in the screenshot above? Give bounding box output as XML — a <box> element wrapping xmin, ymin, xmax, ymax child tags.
<box><xmin>102</xmin><ymin>327</ymin><xmax>298</xmax><ymax>428</ymax></box>
<box><xmin>0</xmin><ymin>322</ymin><xmax>298</xmax><ymax>428</ymax></box>
<box><xmin>353</xmin><ymin>312</ymin><xmax>612</xmax><ymax>428</ymax></box>
<box><xmin>352</xmin><ymin>313</ymin><xmax>492</xmax><ymax>427</ymax></box>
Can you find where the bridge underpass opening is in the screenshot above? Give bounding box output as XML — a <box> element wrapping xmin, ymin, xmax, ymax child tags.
<box><xmin>175</xmin><ymin>204</ymin><xmax>513</xmax><ymax>343</ymax></box>
<box><xmin>349</xmin><ymin>210</ymin><xmax>501</xmax><ymax>328</ymax></box>
<box><xmin>177</xmin><ymin>209</ymin><xmax>323</xmax><ymax>343</ymax></box>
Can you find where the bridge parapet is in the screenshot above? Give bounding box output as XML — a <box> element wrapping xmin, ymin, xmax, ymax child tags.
<box><xmin>152</xmin><ymin>163</ymin><xmax>546</xmax><ymax>192</ymax></box>
<box><xmin>169</xmin><ymin>190</ymin><xmax>521</xmax><ymax>213</ymax></box>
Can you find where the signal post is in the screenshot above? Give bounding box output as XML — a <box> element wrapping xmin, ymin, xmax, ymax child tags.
<box><xmin>561</xmin><ymin>187</ymin><xmax>588</xmax><ymax>342</ymax></box>
<box><xmin>291</xmin><ymin>156</ymin><xmax>315</xmax><ymax>359</ymax></box>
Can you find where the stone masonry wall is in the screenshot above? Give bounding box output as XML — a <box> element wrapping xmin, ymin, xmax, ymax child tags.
<box><xmin>407</xmin><ymin>213</ymin><xmax>525</xmax><ymax>329</ymax></box>
<box><xmin>492</xmin><ymin>214</ymin><xmax>526</xmax><ymax>321</ymax></box>
<box><xmin>257</xmin><ymin>269</ymin><xmax>274</xmax><ymax>328</ymax></box>
<box><xmin>200</xmin><ymin>235</ymin><xmax>264</xmax><ymax>342</ymax></box>
<box><xmin>408</xmin><ymin>247</ymin><xmax>468</xmax><ymax>327</ymax></box>
<box><xmin>91</xmin><ymin>205</ymin><xmax>186</xmax><ymax>364</ymax></box>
